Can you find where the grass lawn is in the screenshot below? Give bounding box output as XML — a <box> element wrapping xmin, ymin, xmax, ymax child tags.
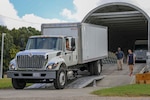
<box><xmin>92</xmin><ymin>84</ymin><xmax>150</xmax><ymax>97</ymax></box>
<box><xmin>0</xmin><ymin>77</ymin><xmax>32</xmax><ymax>89</ymax></box>
<box><xmin>0</xmin><ymin>77</ymin><xmax>12</xmax><ymax>89</ymax></box>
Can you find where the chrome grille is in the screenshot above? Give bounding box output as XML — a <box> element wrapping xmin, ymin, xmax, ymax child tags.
<box><xmin>17</xmin><ymin>55</ymin><xmax>47</xmax><ymax>69</ymax></box>
<box><xmin>136</xmin><ymin>51</ymin><xmax>146</xmax><ymax>57</ymax></box>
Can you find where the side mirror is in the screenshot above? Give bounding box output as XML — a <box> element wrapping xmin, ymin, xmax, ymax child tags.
<box><xmin>71</xmin><ymin>38</ymin><xmax>76</xmax><ymax>51</ymax></box>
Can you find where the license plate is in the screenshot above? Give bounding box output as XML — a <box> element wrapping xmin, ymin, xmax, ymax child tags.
<box><xmin>33</xmin><ymin>73</ymin><xmax>40</xmax><ymax>77</ymax></box>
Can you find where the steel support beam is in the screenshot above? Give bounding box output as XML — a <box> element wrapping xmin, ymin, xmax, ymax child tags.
<box><xmin>91</xmin><ymin>11</ymin><xmax>143</xmax><ymax>18</ymax></box>
<box><xmin>148</xmin><ymin>22</ymin><xmax>150</xmax><ymax>52</ymax></box>
<box><xmin>93</xmin><ymin>17</ymin><xmax>146</xmax><ymax>21</ymax></box>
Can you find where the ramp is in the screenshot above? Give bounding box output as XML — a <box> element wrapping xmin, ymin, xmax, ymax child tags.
<box><xmin>66</xmin><ymin>75</ymin><xmax>105</xmax><ymax>89</ymax></box>
<box><xmin>27</xmin><ymin>75</ymin><xmax>105</xmax><ymax>89</ymax></box>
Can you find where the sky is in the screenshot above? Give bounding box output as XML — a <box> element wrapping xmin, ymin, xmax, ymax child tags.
<box><xmin>0</xmin><ymin>0</ymin><xmax>150</xmax><ymax>30</ymax></box>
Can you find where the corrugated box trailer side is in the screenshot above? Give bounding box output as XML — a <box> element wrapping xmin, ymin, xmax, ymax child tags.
<box><xmin>79</xmin><ymin>23</ymin><xmax>108</xmax><ymax>63</ymax></box>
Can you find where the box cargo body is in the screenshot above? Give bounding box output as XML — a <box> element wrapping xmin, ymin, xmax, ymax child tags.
<box><xmin>41</xmin><ymin>23</ymin><xmax>108</xmax><ymax>64</ymax></box>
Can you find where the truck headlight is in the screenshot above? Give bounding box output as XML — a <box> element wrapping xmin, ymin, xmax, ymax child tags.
<box><xmin>47</xmin><ymin>62</ymin><xmax>58</xmax><ymax>70</ymax></box>
<box><xmin>9</xmin><ymin>64</ymin><xmax>16</xmax><ymax>70</ymax></box>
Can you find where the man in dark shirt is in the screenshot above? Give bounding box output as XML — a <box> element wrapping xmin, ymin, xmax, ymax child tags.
<box><xmin>116</xmin><ymin>47</ymin><xmax>124</xmax><ymax>70</ymax></box>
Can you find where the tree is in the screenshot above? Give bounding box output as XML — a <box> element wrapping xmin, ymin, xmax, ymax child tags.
<box><xmin>11</xmin><ymin>27</ymin><xmax>40</xmax><ymax>50</ymax></box>
<box><xmin>0</xmin><ymin>26</ymin><xmax>41</xmax><ymax>71</ymax></box>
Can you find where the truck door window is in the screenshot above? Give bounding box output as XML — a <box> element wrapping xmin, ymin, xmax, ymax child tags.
<box><xmin>71</xmin><ymin>38</ymin><xmax>76</xmax><ymax>51</ymax></box>
<box><xmin>66</xmin><ymin>38</ymin><xmax>71</xmax><ymax>51</ymax></box>
<box><xmin>65</xmin><ymin>37</ymin><xmax>76</xmax><ymax>51</ymax></box>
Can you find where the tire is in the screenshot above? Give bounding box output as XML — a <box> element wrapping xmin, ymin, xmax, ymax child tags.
<box><xmin>12</xmin><ymin>78</ymin><xmax>26</xmax><ymax>89</ymax></box>
<box><xmin>88</xmin><ymin>62</ymin><xmax>95</xmax><ymax>75</ymax></box>
<box><xmin>93</xmin><ymin>60</ymin><xmax>102</xmax><ymax>75</ymax></box>
<box><xmin>54</xmin><ymin>68</ymin><xmax>67</xmax><ymax>89</ymax></box>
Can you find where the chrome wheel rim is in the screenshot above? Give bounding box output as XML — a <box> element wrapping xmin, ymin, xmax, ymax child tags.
<box><xmin>59</xmin><ymin>71</ymin><xmax>66</xmax><ymax>86</ymax></box>
<box><xmin>98</xmin><ymin>62</ymin><xmax>101</xmax><ymax>73</ymax></box>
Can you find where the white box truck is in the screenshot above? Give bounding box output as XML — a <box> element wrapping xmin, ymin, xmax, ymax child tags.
<box><xmin>134</xmin><ymin>40</ymin><xmax>148</xmax><ymax>61</ymax></box>
<box><xmin>7</xmin><ymin>23</ymin><xmax>108</xmax><ymax>89</ymax></box>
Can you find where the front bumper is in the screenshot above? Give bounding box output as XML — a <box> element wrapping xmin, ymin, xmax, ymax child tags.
<box><xmin>135</xmin><ymin>57</ymin><xmax>146</xmax><ymax>61</ymax></box>
<box><xmin>7</xmin><ymin>70</ymin><xmax>56</xmax><ymax>79</ymax></box>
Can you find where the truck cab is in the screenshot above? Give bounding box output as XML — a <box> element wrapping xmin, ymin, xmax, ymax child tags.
<box><xmin>7</xmin><ymin>35</ymin><xmax>77</xmax><ymax>89</ymax></box>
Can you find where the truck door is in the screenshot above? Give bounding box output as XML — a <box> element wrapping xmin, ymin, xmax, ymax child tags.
<box><xmin>71</xmin><ymin>38</ymin><xmax>78</xmax><ymax>65</ymax></box>
<box><xmin>63</xmin><ymin>37</ymin><xmax>77</xmax><ymax>66</ymax></box>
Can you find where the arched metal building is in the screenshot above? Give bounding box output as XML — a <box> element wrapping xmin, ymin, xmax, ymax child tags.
<box><xmin>82</xmin><ymin>2</ymin><xmax>150</xmax><ymax>53</ymax></box>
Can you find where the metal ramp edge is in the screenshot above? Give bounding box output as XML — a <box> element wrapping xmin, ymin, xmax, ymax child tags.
<box><xmin>66</xmin><ymin>75</ymin><xmax>105</xmax><ymax>89</ymax></box>
<box><xmin>26</xmin><ymin>83</ymin><xmax>54</xmax><ymax>89</ymax></box>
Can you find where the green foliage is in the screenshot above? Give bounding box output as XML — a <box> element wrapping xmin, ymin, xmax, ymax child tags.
<box><xmin>0</xmin><ymin>77</ymin><xmax>12</xmax><ymax>89</ymax></box>
<box><xmin>0</xmin><ymin>26</ymin><xmax>41</xmax><ymax>71</ymax></box>
<box><xmin>9</xmin><ymin>46</ymin><xmax>20</xmax><ymax>59</ymax></box>
<box><xmin>92</xmin><ymin>84</ymin><xmax>150</xmax><ymax>97</ymax></box>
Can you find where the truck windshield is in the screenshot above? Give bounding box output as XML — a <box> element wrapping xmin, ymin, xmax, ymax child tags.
<box><xmin>135</xmin><ymin>45</ymin><xmax>148</xmax><ymax>50</ymax></box>
<box><xmin>26</xmin><ymin>37</ymin><xmax>62</xmax><ymax>50</ymax></box>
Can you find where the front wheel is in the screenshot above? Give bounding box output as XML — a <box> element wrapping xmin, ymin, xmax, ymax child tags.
<box><xmin>12</xmin><ymin>79</ymin><xmax>26</xmax><ymax>89</ymax></box>
<box><xmin>54</xmin><ymin>68</ymin><xmax>67</xmax><ymax>89</ymax></box>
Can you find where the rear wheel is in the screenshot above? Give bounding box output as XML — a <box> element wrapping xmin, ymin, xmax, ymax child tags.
<box><xmin>12</xmin><ymin>79</ymin><xmax>26</xmax><ymax>89</ymax></box>
<box><xmin>93</xmin><ymin>60</ymin><xmax>102</xmax><ymax>75</ymax></box>
<box><xmin>88</xmin><ymin>60</ymin><xmax>102</xmax><ymax>75</ymax></box>
<box><xmin>88</xmin><ymin>62</ymin><xmax>94</xmax><ymax>75</ymax></box>
<box><xmin>54</xmin><ymin>68</ymin><xmax>67</xmax><ymax>89</ymax></box>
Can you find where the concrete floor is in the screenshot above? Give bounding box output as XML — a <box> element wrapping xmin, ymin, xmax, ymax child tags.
<box><xmin>97</xmin><ymin>63</ymin><xmax>144</xmax><ymax>87</ymax></box>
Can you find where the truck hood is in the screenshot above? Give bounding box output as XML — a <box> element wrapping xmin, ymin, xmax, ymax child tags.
<box><xmin>16</xmin><ymin>49</ymin><xmax>60</xmax><ymax>57</ymax></box>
